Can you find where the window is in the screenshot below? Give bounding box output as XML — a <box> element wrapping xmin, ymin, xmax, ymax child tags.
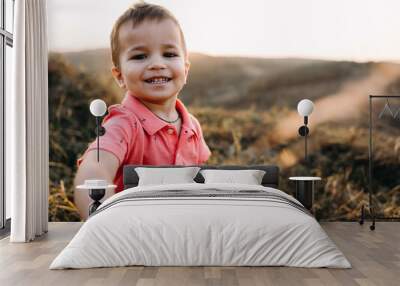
<box><xmin>1</xmin><ymin>0</ymin><xmax>14</xmax><ymax>233</ymax></box>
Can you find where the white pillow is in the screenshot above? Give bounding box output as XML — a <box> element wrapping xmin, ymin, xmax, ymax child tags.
<box><xmin>200</xmin><ymin>169</ymin><xmax>266</xmax><ymax>185</ymax></box>
<box><xmin>135</xmin><ymin>167</ymin><xmax>201</xmax><ymax>186</ymax></box>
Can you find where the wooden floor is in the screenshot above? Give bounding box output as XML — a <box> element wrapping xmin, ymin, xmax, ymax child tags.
<box><xmin>0</xmin><ymin>222</ymin><xmax>399</xmax><ymax>286</ymax></box>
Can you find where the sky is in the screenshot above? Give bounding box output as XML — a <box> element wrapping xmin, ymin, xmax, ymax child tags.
<box><xmin>47</xmin><ymin>0</ymin><xmax>400</xmax><ymax>62</ymax></box>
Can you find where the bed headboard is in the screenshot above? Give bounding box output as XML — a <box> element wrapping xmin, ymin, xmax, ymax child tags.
<box><xmin>123</xmin><ymin>165</ymin><xmax>279</xmax><ymax>189</ymax></box>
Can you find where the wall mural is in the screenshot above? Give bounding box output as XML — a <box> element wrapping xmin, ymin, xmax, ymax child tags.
<box><xmin>47</xmin><ymin>1</ymin><xmax>400</xmax><ymax>221</ymax></box>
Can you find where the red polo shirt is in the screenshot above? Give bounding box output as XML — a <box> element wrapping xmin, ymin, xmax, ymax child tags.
<box><xmin>77</xmin><ymin>92</ymin><xmax>211</xmax><ymax>193</ymax></box>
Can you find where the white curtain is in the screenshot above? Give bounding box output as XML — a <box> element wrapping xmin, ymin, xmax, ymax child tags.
<box><xmin>6</xmin><ymin>0</ymin><xmax>49</xmax><ymax>242</ymax></box>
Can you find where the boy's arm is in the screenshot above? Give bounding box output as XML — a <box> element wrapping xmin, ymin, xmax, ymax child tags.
<box><xmin>74</xmin><ymin>149</ymin><xmax>120</xmax><ymax>220</ymax></box>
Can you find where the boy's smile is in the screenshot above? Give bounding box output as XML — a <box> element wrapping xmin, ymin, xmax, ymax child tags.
<box><xmin>112</xmin><ymin>18</ymin><xmax>190</xmax><ymax>104</ymax></box>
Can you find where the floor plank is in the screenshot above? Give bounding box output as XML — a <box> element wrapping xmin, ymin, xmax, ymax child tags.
<box><xmin>0</xmin><ymin>222</ymin><xmax>399</xmax><ymax>286</ymax></box>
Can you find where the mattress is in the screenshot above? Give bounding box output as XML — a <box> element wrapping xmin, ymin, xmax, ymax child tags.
<box><xmin>50</xmin><ymin>183</ymin><xmax>351</xmax><ymax>269</ymax></box>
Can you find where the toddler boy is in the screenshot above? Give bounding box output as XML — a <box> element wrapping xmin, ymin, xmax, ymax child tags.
<box><xmin>74</xmin><ymin>2</ymin><xmax>211</xmax><ymax>218</ymax></box>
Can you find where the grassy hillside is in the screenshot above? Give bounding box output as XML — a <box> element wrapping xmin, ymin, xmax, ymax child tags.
<box><xmin>48</xmin><ymin>50</ymin><xmax>400</xmax><ymax>221</ymax></box>
<box><xmin>61</xmin><ymin>49</ymin><xmax>371</xmax><ymax>108</ymax></box>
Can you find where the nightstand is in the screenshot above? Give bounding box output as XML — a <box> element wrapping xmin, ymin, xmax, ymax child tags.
<box><xmin>77</xmin><ymin>180</ymin><xmax>116</xmax><ymax>215</ymax></box>
<box><xmin>289</xmin><ymin>177</ymin><xmax>321</xmax><ymax>211</ymax></box>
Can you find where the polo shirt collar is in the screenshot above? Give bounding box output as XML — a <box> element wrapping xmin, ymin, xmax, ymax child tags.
<box><xmin>121</xmin><ymin>92</ymin><xmax>198</xmax><ymax>137</ymax></box>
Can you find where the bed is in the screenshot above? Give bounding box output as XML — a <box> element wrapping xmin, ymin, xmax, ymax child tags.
<box><xmin>50</xmin><ymin>165</ymin><xmax>351</xmax><ymax>269</ymax></box>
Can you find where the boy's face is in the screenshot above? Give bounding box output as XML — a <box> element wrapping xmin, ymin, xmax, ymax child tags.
<box><xmin>112</xmin><ymin>18</ymin><xmax>190</xmax><ymax>104</ymax></box>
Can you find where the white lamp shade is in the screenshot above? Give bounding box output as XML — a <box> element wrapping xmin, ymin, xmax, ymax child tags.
<box><xmin>297</xmin><ymin>99</ymin><xmax>314</xmax><ymax>116</ymax></box>
<box><xmin>90</xmin><ymin>99</ymin><xmax>107</xmax><ymax>117</ymax></box>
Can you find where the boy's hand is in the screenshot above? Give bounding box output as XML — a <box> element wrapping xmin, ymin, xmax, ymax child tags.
<box><xmin>74</xmin><ymin>150</ymin><xmax>120</xmax><ymax>220</ymax></box>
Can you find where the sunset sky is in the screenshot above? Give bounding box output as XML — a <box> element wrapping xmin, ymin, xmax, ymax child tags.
<box><xmin>48</xmin><ymin>0</ymin><xmax>400</xmax><ymax>62</ymax></box>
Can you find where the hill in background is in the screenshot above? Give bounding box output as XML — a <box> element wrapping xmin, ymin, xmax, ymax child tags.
<box><xmin>60</xmin><ymin>49</ymin><xmax>372</xmax><ymax>109</ymax></box>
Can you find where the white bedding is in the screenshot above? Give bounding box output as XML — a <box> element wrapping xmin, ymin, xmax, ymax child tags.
<box><xmin>50</xmin><ymin>183</ymin><xmax>351</xmax><ymax>269</ymax></box>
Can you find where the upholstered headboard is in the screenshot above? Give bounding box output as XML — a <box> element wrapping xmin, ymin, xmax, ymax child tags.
<box><xmin>123</xmin><ymin>165</ymin><xmax>279</xmax><ymax>189</ymax></box>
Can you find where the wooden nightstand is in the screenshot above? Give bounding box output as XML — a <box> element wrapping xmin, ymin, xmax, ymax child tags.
<box><xmin>289</xmin><ymin>177</ymin><xmax>321</xmax><ymax>212</ymax></box>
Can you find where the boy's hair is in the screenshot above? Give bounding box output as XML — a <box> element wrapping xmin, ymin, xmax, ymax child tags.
<box><xmin>110</xmin><ymin>2</ymin><xmax>187</xmax><ymax>69</ymax></box>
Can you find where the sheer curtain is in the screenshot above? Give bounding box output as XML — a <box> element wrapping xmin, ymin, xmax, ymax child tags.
<box><xmin>6</xmin><ymin>0</ymin><xmax>49</xmax><ymax>242</ymax></box>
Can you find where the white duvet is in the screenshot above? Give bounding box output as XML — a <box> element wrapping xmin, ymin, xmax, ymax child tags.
<box><xmin>50</xmin><ymin>183</ymin><xmax>351</xmax><ymax>269</ymax></box>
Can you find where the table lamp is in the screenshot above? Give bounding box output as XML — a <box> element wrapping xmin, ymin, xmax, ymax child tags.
<box><xmin>297</xmin><ymin>99</ymin><xmax>314</xmax><ymax>163</ymax></box>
